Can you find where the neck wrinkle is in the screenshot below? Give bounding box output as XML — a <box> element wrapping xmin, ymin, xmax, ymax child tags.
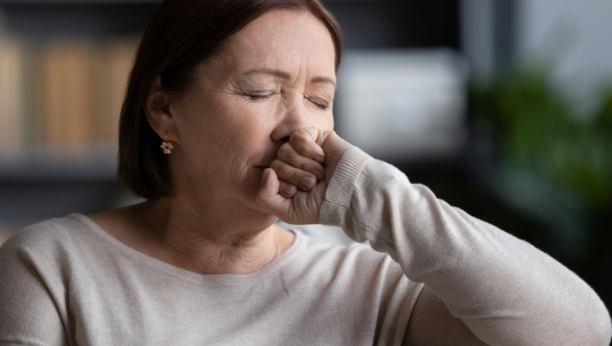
<box><xmin>139</xmin><ymin>197</ymin><xmax>288</xmax><ymax>275</ymax></box>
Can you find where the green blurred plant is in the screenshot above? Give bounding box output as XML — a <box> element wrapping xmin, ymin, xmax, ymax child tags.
<box><xmin>469</xmin><ymin>69</ymin><xmax>612</xmax><ymax>208</ymax></box>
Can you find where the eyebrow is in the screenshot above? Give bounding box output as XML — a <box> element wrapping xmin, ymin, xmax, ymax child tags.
<box><xmin>242</xmin><ymin>68</ymin><xmax>336</xmax><ymax>87</ymax></box>
<box><xmin>311</xmin><ymin>76</ymin><xmax>336</xmax><ymax>87</ymax></box>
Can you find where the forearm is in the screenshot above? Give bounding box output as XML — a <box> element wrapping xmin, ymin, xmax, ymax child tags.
<box><xmin>320</xmin><ymin>146</ymin><xmax>612</xmax><ymax>346</ymax></box>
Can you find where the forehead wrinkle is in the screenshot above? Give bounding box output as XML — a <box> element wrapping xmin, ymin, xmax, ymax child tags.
<box><xmin>240</xmin><ymin>69</ymin><xmax>336</xmax><ymax>90</ymax></box>
<box><xmin>242</xmin><ymin>68</ymin><xmax>291</xmax><ymax>80</ymax></box>
<box><xmin>204</xmin><ymin>9</ymin><xmax>336</xmax><ymax>92</ymax></box>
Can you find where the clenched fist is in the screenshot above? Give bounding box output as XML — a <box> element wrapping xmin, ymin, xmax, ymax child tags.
<box><xmin>256</xmin><ymin>128</ymin><xmax>351</xmax><ymax>225</ymax></box>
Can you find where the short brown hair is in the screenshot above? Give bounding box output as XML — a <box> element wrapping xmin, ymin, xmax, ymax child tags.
<box><xmin>117</xmin><ymin>0</ymin><xmax>343</xmax><ymax>199</ymax></box>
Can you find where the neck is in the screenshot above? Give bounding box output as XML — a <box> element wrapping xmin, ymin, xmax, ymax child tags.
<box><xmin>136</xmin><ymin>197</ymin><xmax>294</xmax><ymax>275</ymax></box>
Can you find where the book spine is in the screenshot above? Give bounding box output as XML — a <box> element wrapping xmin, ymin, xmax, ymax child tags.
<box><xmin>0</xmin><ymin>37</ymin><xmax>25</xmax><ymax>159</ymax></box>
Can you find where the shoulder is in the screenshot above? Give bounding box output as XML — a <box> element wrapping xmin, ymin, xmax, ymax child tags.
<box><xmin>0</xmin><ymin>214</ymin><xmax>103</xmax><ymax>266</ymax></box>
<box><xmin>2</xmin><ymin>214</ymin><xmax>93</xmax><ymax>247</ymax></box>
<box><xmin>0</xmin><ymin>215</ymin><xmax>92</xmax><ymax>344</ymax></box>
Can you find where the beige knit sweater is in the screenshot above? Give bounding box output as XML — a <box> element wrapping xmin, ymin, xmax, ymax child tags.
<box><xmin>0</xmin><ymin>147</ymin><xmax>610</xmax><ymax>345</ymax></box>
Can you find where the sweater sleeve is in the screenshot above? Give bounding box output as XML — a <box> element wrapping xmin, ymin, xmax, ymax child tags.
<box><xmin>319</xmin><ymin>146</ymin><xmax>612</xmax><ymax>346</ymax></box>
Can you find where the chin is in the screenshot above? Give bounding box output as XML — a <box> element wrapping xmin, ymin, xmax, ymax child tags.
<box><xmin>244</xmin><ymin>207</ymin><xmax>279</xmax><ymax>230</ymax></box>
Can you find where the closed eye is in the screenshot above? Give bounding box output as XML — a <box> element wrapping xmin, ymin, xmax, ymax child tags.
<box><xmin>308</xmin><ymin>98</ymin><xmax>328</xmax><ymax>111</ymax></box>
<box><xmin>246</xmin><ymin>92</ymin><xmax>274</xmax><ymax>100</ymax></box>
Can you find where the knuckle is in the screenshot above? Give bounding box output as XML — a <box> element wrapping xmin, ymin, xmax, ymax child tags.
<box><xmin>277</xmin><ymin>143</ymin><xmax>293</xmax><ymax>160</ymax></box>
<box><xmin>287</xmin><ymin>168</ymin><xmax>300</xmax><ymax>183</ymax></box>
<box><xmin>295</xmin><ymin>128</ymin><xmax>310</xmax><ymax>136</ymax></box>
<box><xmin>290</xmin><ymin>139</ymin><xmax>310</xmax><ymax>155</ymax></box>
<box><xmin>270</xmin><ymin>159</ymin><xmax>284</xmax><ymax>173</ymax></box>
<box><xmin>301</xmin><ymin>160</ymin><xmax>317</xmax><ymax>172</ymax></box>
<box><xmin>299</xmin><ymin>159</ymin><xmax>311</xmax><ymax>171</ymax></box>
<box><xmin>290</xmin><ymin>130</ymin><xmax>310</xmax><ymax>144</ymax></box>
<box><xmin>273</xmin><ymin>160</ymin><xmax>295</xmax><ymax>181</ymax></box>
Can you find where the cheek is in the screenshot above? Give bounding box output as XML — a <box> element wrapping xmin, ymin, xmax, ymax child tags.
<box><xmin>212</xmin><ymin>99</ymin><xmax>277</xmax><ymax>144</ymax></box>
<box><xmin>312</xmin><ymin>110</ymin><xmax>334</xmax><ymax>132</ymax></box>
<box><xmin>323</xmin><ymin>114</ymin><xmax>335</xmax><ymax>131</ymax></box>
<box><xmin>179</xmin><ymin>97</ymin><xmax>276</xmax><ymax>161</ymax></box>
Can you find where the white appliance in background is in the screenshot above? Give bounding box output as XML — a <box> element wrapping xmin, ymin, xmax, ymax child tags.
<box><xmin>335</xmin><ymin>49</ymin><xmax>469</xmax><ymax>162</ymax></box>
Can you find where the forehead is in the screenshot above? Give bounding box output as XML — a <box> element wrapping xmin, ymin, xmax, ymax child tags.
<box><xmin>217</xmin><ymin>9</ymin><xmax>336</xmax><ymax>77</ymax></box>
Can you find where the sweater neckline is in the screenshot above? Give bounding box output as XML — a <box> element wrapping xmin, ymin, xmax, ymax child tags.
<box><xmin>67</xmin><ymin>213</ymin><xmax>303</xmax><ymax>284</ymax></box>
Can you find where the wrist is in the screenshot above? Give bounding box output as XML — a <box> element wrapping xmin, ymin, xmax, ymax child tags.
<box><xmin>322</xmin><ymin>131</ymin><xmax>351</xmax><ymax>183</ymax></box>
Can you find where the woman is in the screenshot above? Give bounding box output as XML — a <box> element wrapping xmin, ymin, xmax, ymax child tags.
<box><xmin>0</xmin><ymin>0</ymin><xmax>610</xmax><ymax>345</ymax></box>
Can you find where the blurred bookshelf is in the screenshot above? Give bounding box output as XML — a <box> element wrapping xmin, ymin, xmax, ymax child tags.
<box><xmin>0</xmin><ymin>36</ymin><xmax>139</xmax><ymax>166</ymax></box>
<box><xmin>0</xmin><ymin>0</ymin><xmax>154</xmax><ymax>235</ymax></box>
<box><xmin>0</xmin><ymin>0</ymin><xmax>155</xmax><ymax>171</ymax></box>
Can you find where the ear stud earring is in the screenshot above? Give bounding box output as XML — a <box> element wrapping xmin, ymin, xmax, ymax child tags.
<box><xmin>161</xmin><ymin>133</ymin><xmax>174</xmax><ymax>154</ymax></box>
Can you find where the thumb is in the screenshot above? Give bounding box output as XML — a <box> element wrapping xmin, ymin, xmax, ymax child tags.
<box><xmin>256</xmin><ymin>168</ymin><xmax>291</xmax><ymax>216</ymax></box>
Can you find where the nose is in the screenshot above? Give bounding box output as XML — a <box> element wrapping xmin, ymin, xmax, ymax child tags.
<box><xmin>270</xmin><ymin>96</ymin><xmax>311</xmax><ymax>144</ymax></box>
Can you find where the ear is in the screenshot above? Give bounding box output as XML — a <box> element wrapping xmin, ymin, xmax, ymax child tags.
<box><xmin>144</xmin><ymin>75</ymin><xmax>177</xmax><ymax>142</ymax></box>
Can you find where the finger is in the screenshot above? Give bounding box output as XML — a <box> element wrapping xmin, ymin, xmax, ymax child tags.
<box><xmin>289</xmin><ymin>128</ymin><xmax>326</xmax><ymax>164</ymax></box>
<box><xmin>277</xmin><ymin>143</ymin><xmax>325</xmax><ymax>181</ymax></box>
<box><xmin>256</xmin><ymin>168</ymin><xmax>293</xmax><ymax>216</ymax></box>
<box><xmin>270</xmin><ymin>159</ymin><xmax>317</xmax><ymax>192</ymax></box>
<box><xmin>278</xmin><ymin>180</ymin><xmax>297</xmax><ymax>199</ymax></box>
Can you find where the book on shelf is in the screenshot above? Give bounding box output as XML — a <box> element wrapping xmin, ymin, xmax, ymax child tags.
<box><xmin>0</xmin><ymin>36</ymin><xmax>25</xmax><ymax>159</ymax></box>
<box><xmin>38</xmin><ymin>40</ymin><xmax>96</xmax><ymax>153</ymax></box>
<box><xmin>0</xmin><ymin>35</ymin><xmax>139</xmax><ymax>161</ymax></box>
<box><xmin>93</xmin><ymin>38</ymin><xmax>139</xmax><ymax>143</ymax></box>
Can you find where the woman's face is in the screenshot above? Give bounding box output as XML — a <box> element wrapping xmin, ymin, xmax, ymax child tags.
<box><xmin>168</xmin><ymin>9</ymin><xmax>336</xmax><ymax>213</ymax></box>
